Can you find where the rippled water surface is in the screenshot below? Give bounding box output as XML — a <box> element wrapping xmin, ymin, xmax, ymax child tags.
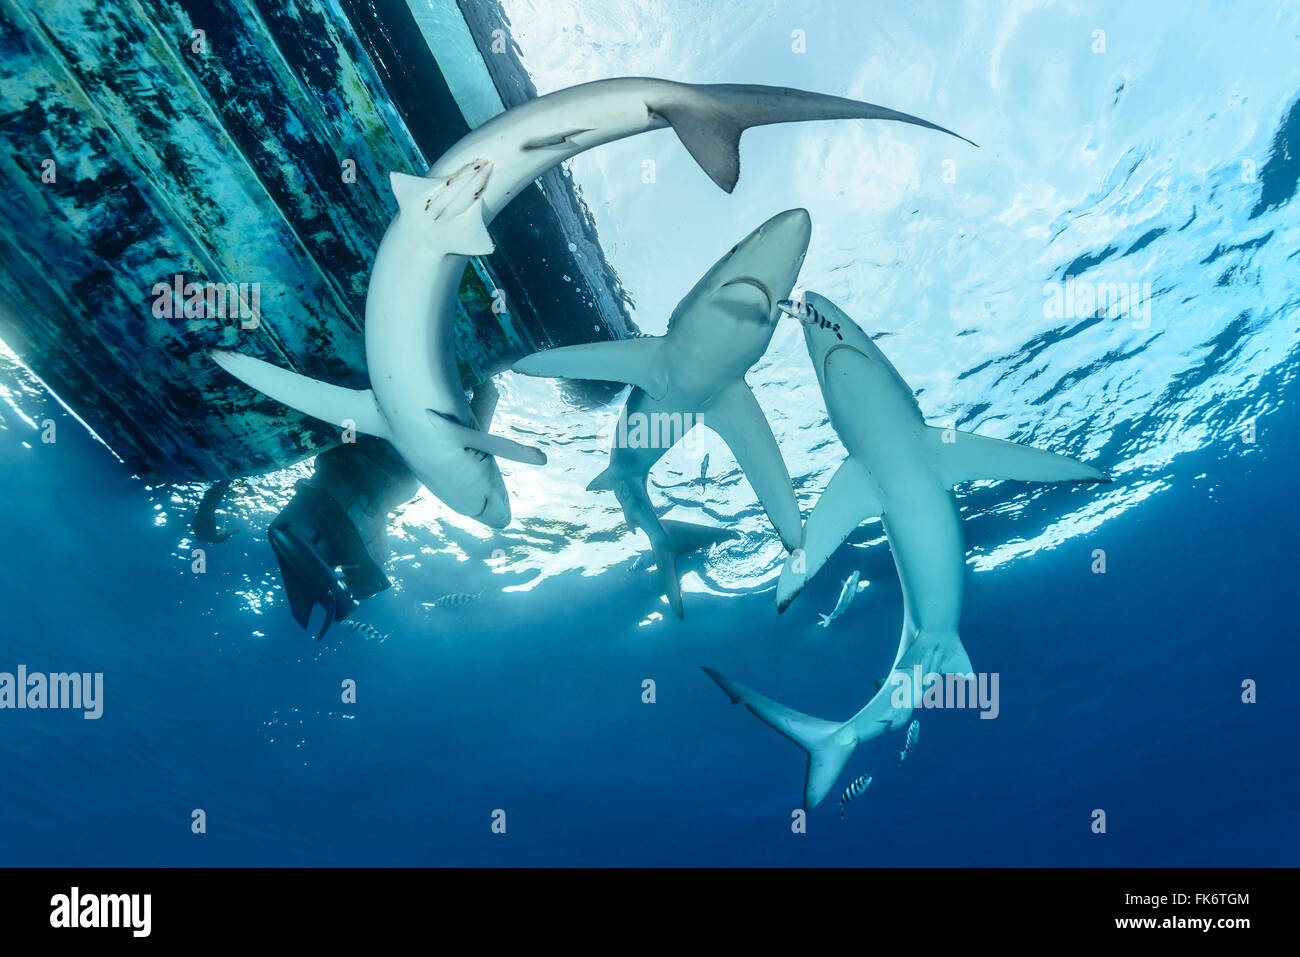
<box><xmin>0</xmin><ymin>0</ymin><xmax>1296</xmax><ymax>866</ymax></box>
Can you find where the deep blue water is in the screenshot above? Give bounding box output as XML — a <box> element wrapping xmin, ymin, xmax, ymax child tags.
<box><xmin>0</xmin><ymin>346</ymin><xmax>1294</xmax><ymax>866</ymax></box>
<box><xmin>2</xmin><ymin>0</ymin><xmax>1299</xmax><ymax>868</ymax></box>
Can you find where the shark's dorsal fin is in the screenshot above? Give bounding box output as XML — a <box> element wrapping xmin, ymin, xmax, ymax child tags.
<box><xmin>209</xmin><ymin>349</ymin><xmax>389</xmax><ymax>439</ymax></box>
<box><xmin>512</xmin><ymin>337</ymin><xmax>670</xmax><ymax>400</ymax></box>
<box><xmin>660</xmin><ymin>107</ymin><xmax>745</xmax><ymax>193</ymax></box>
<box><xmin>426</xmin><ymin>409</ymin><xmax>545</xmax><ymax>466</ymax></box>
<box><xmin>926</xmin><ymin>426</ymin><xmax>1109</xmax><ymax>488</ymax></box>
<box><xmin>776</xmin><ymin>456</ymin><xmax>882</xmax><ymax>613</ymax></box>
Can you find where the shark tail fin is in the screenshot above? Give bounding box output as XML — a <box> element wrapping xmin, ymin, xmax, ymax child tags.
<box><xmin>817</xmin><ymin>614</ymin><xmax>831</xmax><ymax>627</ymax></box>
<box><xmin>700</xmin><ymin>666</ymin><xmax>855</xmax><ymax>809</ymax></box>
<box><xmin>661</xmin><ymin>84</ymin><xmax>976</xmax><ymax>193</ymax></box>
<box><xmin>649</xmin><ymin>520</ymin><xmax>735</xmax><ymax>619</ymax></box>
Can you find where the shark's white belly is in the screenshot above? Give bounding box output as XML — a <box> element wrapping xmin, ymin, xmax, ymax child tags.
<box><xmin>877</xmin><ymin>475</ymin><xmax>966</xmax><ymax>637</ymax></box>
<box><xmin>606</xmin><ymin>387</ymin><xmax>701</xmax><ymax>480</ymax></box>
<box><xmin>364</xmin><ymin>227</ymin><xmax>504</xmax><ymax>519</ymax></box>
<box><xmin>825</xmin><ymin>370</ymin><xmax>965</xmax><ymax>639</ymax></box>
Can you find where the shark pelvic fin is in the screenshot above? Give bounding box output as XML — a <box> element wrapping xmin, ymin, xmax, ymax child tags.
<box><xmin>209</xmin><ymin>349</ymin><xmax>389</xmax><ymax>438</ymax></box>
<box><xmin>701</xmin><ymin>381</ymin><xmax>802</xmax><ymax>551</ymax></box>
<box><xmin>700</xmin><ymin>666</ymin><xmax>855</xmax><ymax>809</ymax></box>
<box><xmin>586</xmin><ymin>463</ymin><xmax>620</xmax><ymax>492</ymax></box>
<box><xmin>927</xmin><ymin>426</ymin><xmax>1109</xmax><ymax>487</ymax></box>
<box><xmin>389</xmin><ymin>166</ymin><xmax>496</xmax><ymax>256</ymax></box>
<box><xmin>776</xmin><ymin>456</ymin><xmax>882</xmax><ymax>612</ymax></box>
<box><xmin>437</xmin><ymin>202</ymin><xmax>495</xmax><ymax>257</ymax></box>
<box><xmin>647</xmin><ymin>520</ymin><xmax>735</xmax><ymax>619</ymax></box>
<box><xmin>512</xmin><ymin>338</ymin><xmax>670</xmax><ymax>400</ymax></box>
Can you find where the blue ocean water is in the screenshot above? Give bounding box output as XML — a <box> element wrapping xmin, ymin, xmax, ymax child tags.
<box><xmin>2</xmin><ymin>0</ymin><xmax>1299</xmax><ymax>866</ymax></box>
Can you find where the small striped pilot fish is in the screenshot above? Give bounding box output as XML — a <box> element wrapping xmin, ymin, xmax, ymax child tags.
<box><xmin>838</xmin><ymin>774</ymin><xmax>872</xmax><ymax>819</ymax></box>
<box><xmin>898</xmin><ymin>719</ymin><xmax>921</xmax><ymax>766</ymax></box>
<box><xmin>776</xmin><ymin>297</ymin><xmax>843</xmax><ymax>341</ymax></box>
<box><xmin>423</xmin><ymin>591</ymin><xmax>483</xmax><ymax>609</ymax></box>
<box><xmin>341</xmin><ymin>619</ymin><xmax>386</xmax><ymax>642</ymax></box>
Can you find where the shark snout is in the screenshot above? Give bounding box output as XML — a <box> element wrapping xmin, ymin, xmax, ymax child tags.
<box><xmin>757</xmin><ymin>208</ymin><xmax>811</xmax><ymax>268</ymax></box>
<box><xmin>720</xmin><ymin>208</ymin><xmax>811</xmax><ymax>320</ymax></box>
<box><xmin>476</xmin><ymin>489</ymin><xmax>512</xmax><ymax>529</ymax></box>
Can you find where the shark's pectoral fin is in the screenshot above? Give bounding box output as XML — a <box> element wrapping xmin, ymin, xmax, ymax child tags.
<box><xmin>512</xmin><ymin>338</ymin><xmax>670</xmax><ymax>399</ymax></box>
<box><xmin>522</xmin><ymin>128</ymin><xmax>595</xmax><ymax>150</ymax></box>
<box><xmin>776</xmin><ymin>456</ymin><xmax>881</xmax><ymax>613</ymax></box>
<box><xmin>209</xmin><ymin>349</ymin><xmax>390</xmax><ymax>438</ymax></box>
<box><xmin>927</xmin><ymin>426</ymin><xmax>1110</xmax><ymax>487</ymax></box>
<box><xmin>428</xmin><ymin>410</ymin><xmax>546</xmax><ymax>466</ymax></box>
<box><xmin>701</xmin><ymin>382</ymin><xmax>801</xmax><ymax>551</ymax></box>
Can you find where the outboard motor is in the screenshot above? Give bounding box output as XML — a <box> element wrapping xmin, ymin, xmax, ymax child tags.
<box><xmin>268</xmin><ymin>436</ymin><xmax>420</xmax><ymax>640</ymax></box>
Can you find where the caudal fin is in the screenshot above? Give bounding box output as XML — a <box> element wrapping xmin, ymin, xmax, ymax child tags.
<box><xmin>663</xmin><ymin>84</ymin><xmax>977</xmax><ymax>193</ymax></box>
<box><xmin>700</xmin><ymin>666</ymin><xmax>855</xmax><ymax>808</ymax></box>
<box><xmin>650</xmin><ymin>520</ymin><xmax>735</xmax><ymax>619</ymax></box>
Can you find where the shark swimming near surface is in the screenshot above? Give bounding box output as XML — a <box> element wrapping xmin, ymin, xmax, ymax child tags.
<box><xmin>703</xmin><ymin>292</ymin><xmax>1109</xmax><ymax>807</ymax></box>
<box><xmin>513</xmin><ymin>209</ymin><xmax>813</xmax><ymax>617</ymax></box>
<box><xmin>210</xmin><ymin>78</ymin><xmax>974</xmax><ymax>529</ymax></box>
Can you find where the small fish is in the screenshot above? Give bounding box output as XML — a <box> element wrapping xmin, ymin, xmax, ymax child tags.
<box><xmin>193</xmin><ymin>479</ymin><xmax>240</xmax><ymax>544</ymax></box>
<box><xmin>341</xmin><ymin>619</ymin><xmax>387</xmax><ymax>642</ymax></box>
<box><xmin>898</xmin><ymin>719</ymin><xmax>920</xmax><ymax>765</ymax></box>
<box><xmin>697</xmin><ymin>453</ymin><xmax>710</xmax><ymax>488</ymax></box>
<box><xmin>423</xmin><ymin>591</ymin><xmax>484</xmax><ymax>608</ymax></box>
<box><xmin>818</xmin><ymin>570</ymin><xmax>862</xmax><ymax>626</ymax></box>
<box><xmin>777</xmin><ymin>297</ymin><xmax>843</xmax><ymax>341</ymax></box>
<box><xmin>838</xmin><ymin>774</ymin><xmax>872</xmax><ymax>819</ymax></box>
